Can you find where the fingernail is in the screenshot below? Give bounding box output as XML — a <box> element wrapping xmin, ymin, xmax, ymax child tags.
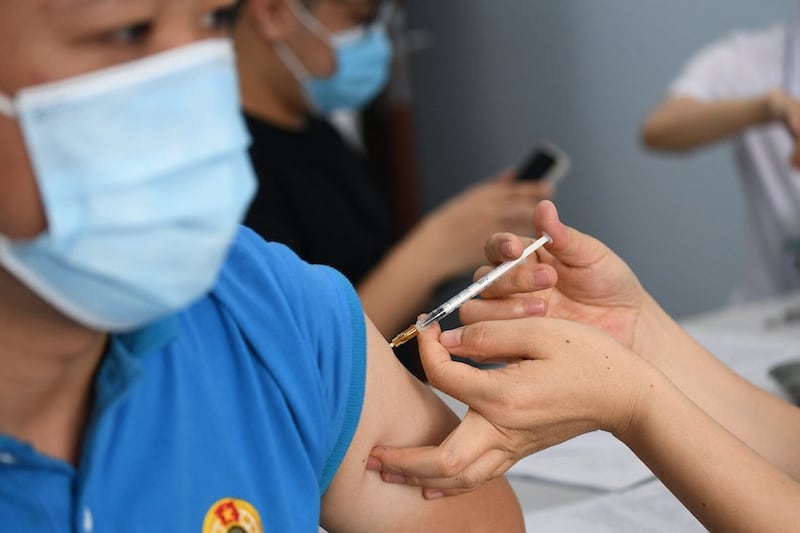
<box><xmin>383</xmin><ymin>473</ymin><xmax>406</xmax><ymax>484</ymax></box>
<box><xmin>440</xmin><ymin>328</ymin><xmax>463</xmax><ymax>347</ymax></box>
<box><xmin>426</xmin><ymin>490</ymin><xmax>445</xmax><ymax>500</ymax></box>
<box><xmin>532</xmin><ymin>270</ymin><xmax>550</xmax><ymax>287</ymax></box>
<box><xmin>525</xmin><ymin>299</ymin><xmax>545</xmax><ymax>315</ymax></box>
<box><xmin>366</xmin><ymin>456</ymin><xmax>382</xmax><ymax>471</ymax></box>
<box><xmin>500</xmin><ymin>241</ymin><xmax>516</xmax><ymax>258</ymax></box>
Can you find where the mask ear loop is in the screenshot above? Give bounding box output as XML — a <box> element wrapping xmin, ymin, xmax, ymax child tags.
<box><xmin>278</xmin><ymin>0</ymin><xmax>340</xmax><ymax>113</ymax></box>
<box><xmin>285</xmin><ymin>0</ymin><xmax>333</xmax><ymax>44</ymax></box>
<box><xmin>277</xmin><ymin>0</ymin><xmax>336</xmax><ymax>82</ymax></box>
<box><xmin>274</xmin><ymin>42</ymin><xmax>313</xmax><ymax>84</ymax></box>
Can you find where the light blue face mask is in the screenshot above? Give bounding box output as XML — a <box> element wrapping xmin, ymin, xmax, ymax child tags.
<box><xmin>276</xmin><ymin>0</ymin><xmax>393</xmax><ymax>113</ymax></box>
<box><xmin>0</xmin><ymin>39</ymin><xmax>257</xmax><ymax>331</ymax></box>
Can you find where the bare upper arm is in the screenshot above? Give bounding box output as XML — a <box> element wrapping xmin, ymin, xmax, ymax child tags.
<box><xmin>320</xmin><ymin>314</ymin><xmax>523</xmax><ymax>533</ymax></box>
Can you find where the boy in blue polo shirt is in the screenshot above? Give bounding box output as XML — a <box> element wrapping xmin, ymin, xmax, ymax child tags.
<box><xmin>0</xmin><ymin>1</ymin><xmax>524</xmax><ymax>531</ymax></box>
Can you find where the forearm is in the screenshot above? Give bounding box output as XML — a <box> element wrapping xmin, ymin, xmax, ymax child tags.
<box><xmin>633</xmin><ymin>294</ymin><xmax>800</xmax><ymax>479</ymax></box>
<box><xmin>641</xmin><ymin>96</ymin><xmax>773</xmax><ymax>151</ymax></box>
<box><xmin>357</xmin><ymin>220</ymin><xmax>453</xmax><ymax>338</ymax></box>
<box><xmin>620</xmin><ymin>368</ymin><xmax>800</xmax><ymax>532</ymax></box>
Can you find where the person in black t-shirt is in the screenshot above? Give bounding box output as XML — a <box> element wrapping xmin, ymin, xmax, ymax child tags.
<box><xmin>232</xmin><ymin>0</ymin><xmax>553</xmax><ymax>370</ymax></box>
<box><xmin>243</xmin><ymin>114</ymin><xmax>393</xmax><ymax>286</ymax></box>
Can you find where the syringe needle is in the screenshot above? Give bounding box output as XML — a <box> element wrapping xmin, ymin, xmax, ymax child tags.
<box><xmin>388</xmin><ymin>232</ymin><xmax>552</xmax><ymax>350</ymax></box>
<box><xmin>389</xmin><ymin>324</ymin><xmax>418</xmax><ymax>348</ymax></box>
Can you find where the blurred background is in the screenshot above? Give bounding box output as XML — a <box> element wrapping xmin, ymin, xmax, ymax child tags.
<box><xmin>370</xmin><ymin>0</ymin><xmax>797</xmax><ymax>319</ymax></box>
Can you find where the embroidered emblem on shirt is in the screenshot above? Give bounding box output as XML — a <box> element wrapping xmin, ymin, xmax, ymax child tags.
<box><xmin>202</xmin><ymin>498</ymin><xmax>264</xmax><ymax>533</ymax></box>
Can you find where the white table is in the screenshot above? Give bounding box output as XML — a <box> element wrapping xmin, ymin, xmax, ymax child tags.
<box><xmin>681</xmin><ymin>289</ymin><xmax>800</xmax><ymax>339</ymax></box>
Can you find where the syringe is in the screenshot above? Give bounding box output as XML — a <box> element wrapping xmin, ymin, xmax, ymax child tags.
<box><xmin>389</xmin><ymin>232</ymin><xmax>553</xmax><ymax>348</ymax></box>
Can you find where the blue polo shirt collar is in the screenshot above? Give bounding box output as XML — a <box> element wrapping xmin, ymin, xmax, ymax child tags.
<box><xmin>0</xmin><ymin>315</ymin><xmax>180</xmax><ymax>460</ymax></box>
<box><xmin>92</xmin><ymin>315</ymin><xmax>180</xmax><ymax>418</ymax></box>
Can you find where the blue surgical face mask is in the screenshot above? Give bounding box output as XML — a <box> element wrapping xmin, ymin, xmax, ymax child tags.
<box><xmin>276</xmin><ymin>0</ymin><xmax>393</xmax><ymax>113</ymax></box>
<box><xmin>0</xmin><ymin>39</ymin><xmax>257</xmax><ymax>331</ymax></box>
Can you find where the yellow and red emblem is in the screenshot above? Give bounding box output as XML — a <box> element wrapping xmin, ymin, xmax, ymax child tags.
<box><xmin>202</xmin><ymin>498</ymin><xmax>264</xmax><ymax>533</ymax></box>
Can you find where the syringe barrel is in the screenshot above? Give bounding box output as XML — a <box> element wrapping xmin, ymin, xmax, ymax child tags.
<box><xmin>409</xmin><ymin>234</ymin><xmax>551</xmax><ymax>334</ymax></box>
<box><xmin>415</xmin><ymin>306</ymin><xmax>448</xmax><ymax>331</ymax></box>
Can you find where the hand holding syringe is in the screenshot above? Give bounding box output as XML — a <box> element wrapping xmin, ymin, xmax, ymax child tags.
<box><xmin>390</xmin><ymin>232</ymin><xmax>553</xmax><ymax>348</ymax></box>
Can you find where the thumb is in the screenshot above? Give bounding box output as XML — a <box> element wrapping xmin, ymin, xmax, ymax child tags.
<box><xmin>417</xmin><ymin>324</ymin><xmax>497</xmax><ymax>413</ymax></box>
<box><xmin>533</xmin><ymin>200</ymin><xmax>606</xmax><ymax>269</ymax></box>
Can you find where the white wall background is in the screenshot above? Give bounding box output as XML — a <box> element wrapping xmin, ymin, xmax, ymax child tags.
<box><xmin>404</xmin><ymin>0</ymin><xmax>797</xmax><ymax>318</ymax></box>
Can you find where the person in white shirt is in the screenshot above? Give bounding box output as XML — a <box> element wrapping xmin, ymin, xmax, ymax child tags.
<box><xmin>642</xmin><ymin>21</ymin><xmax>800</xmax><ymax>304</ymax></box>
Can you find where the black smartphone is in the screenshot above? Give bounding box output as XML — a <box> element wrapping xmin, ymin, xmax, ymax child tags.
<box><xmin>517</xmin><ymin>141</ymin><xmax>570</xmax><ymax>183</ymax></box>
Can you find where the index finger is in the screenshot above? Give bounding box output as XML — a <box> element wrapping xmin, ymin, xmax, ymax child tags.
<box><xmin>416</xmin><ymin>324</ymin><xmax>497</xmax><ymax>413</ymax></box>
<box><xmin>483</xmin><ymin>232</ymin><xmax>531</xmax><ymax>265</ymax></box>
<box><xmin>482</xmin><ymin>200</ymin><xmax>567</xmax><ymax>264</ymax></box>
<box><xmin>473</xmin><ymin>261</ymin><xmax>557</xmax><ymax>300</ymax></box>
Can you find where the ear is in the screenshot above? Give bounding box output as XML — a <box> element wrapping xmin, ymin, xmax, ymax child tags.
<box><xmin>243</xmin><ymin>0</ymin><xmax>296</xmax><ymax>43</ymax></box>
